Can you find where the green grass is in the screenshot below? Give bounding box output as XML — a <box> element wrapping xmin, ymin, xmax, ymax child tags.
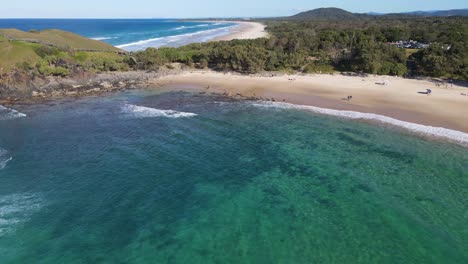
<box><xmin>0</xmin><ymin>41</ymin><xmax>41</xmax><ymax>72</ymax></box>
<box><xmin>0</xmin><ymin>29</ymin><xmax>128</xmax><ymax>74</ymax></box>
<box><xmin>0</xmin><ymin>29</ymin><xmax>123</xmax><ymax>52</ymax></box>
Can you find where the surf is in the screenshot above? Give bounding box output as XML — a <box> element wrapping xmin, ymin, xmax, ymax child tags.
<box><xmin>116</xmin><ymin>25</ymin><xmax>236</xmax><ymax>51</ymax></box>
<box><xmin>0</xmin><ymin>193</ymin><xmax>43</xmax><ymax>237</ymax></box>
<box><xmin>174</xmin><ymin>24</ymin><xmax>211</xmax><ymax>30</ymax></box>
<box><xmin>91</xmin><ymin>36</ymin><xmax>118</xmax><ymax>41</ymax></box>
<box><xmin>0</xmin><ymin>148</ymin><xmax>12</xmax><ymax>170</ymax></box>
<box><xmin>0</xmin><ymin>105</ymin><xmax>27</xmax><ymax>121</ymax></box>
<box><xmin>121</xmin><ymin>104</ymin><xmax>197</xmax><ymax>118</ymax></box>
<box><xmin>253</xmin><ymin>101</ymin><xmax>468</xmax><ymax>146</ymax></box>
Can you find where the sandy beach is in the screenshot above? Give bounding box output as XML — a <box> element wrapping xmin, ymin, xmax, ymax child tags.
<box><xmin>154</xmin><ymin>71</ymin><xmax>468</xmax><ymax>134</ymax></box>
<box><xmin>212</xmin><ymin>21</ymin><xmax>268</xmax><ymax>41</ymax></box>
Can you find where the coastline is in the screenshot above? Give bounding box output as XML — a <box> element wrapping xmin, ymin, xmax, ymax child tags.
<box><xmin>210</xmin><ymin>21</ymin><xmax>268</xmax><ymax>41</ymax></box>
<box><xmin>2</xmin><ymin>70</ymin><xmax>467</xmax><ymax>144</ymax></box>
<box><xmin>153</xmin><ymin>71</ymin><xmax>468</xmax><ymax>134</ymax></box>
<box><xmin>101</xmin><ymin>21</ymin><xmax>267</xmax><ymax>51</ymax></box>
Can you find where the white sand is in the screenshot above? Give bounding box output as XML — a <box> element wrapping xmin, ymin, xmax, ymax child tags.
<box><xmin>212</xmin><ymin>21</ymin><xmax>268</xmax><ymax>41</ymax></box>
<box><xmin>154</xmin><ymin>71</ymin><xmax>468</xmax><ymax>133</ymax></box>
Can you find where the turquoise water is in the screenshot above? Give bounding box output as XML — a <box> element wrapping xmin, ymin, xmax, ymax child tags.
<box><xmin>0</xmin><ymin>90</ymin><xmax>467</xmax><ymax>263</ymax></box>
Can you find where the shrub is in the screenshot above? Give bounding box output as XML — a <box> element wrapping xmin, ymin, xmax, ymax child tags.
<box><xmin>74</xmin><ymin>52</ymin><xmax>89</xmax><ymax>62</ymax></box>
<box><xmin>36</xmin><ymin>60</ymin><xmax>70</xmax><ymax>76</ymax></box>
<box><xmin>34</xmin><ymin>46</ymin><xmax>61</xmax><ymax>58</ymax></box>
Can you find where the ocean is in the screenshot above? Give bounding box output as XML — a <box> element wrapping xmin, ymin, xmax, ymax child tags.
<box><xmin>0</xmin><ymin>89</ymin><xmax>467</xmax><ymax>263</ymax></box>
<box><xmin>0</xmin><ymin>19</ymin><xmax>237</xmax><ymax>51</ymax></box>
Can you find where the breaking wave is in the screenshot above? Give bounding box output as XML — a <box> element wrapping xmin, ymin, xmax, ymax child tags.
<box><xmin>116</xmin><ymin>25</ymin><xmax>236</xmax><ymax>51</ymax></box>
<box><xmin>0</xmin><ymin>148</ymin><xmax>12</xmax><ymax>170</ymax></box>
<box><xmin>174</xmin><ymin>24</ymin><xmax>210</xmax><ymax>30</ymax></box>
<box><xmin>253</xmin><ymin>101</ymin><xmax>468</xmax><ymax>146</ymax></box>
<box><xmin>0</xmin><ymin>193</ymin><xmax>43</xmax><ymax>237</ymax></box>
<box><xmin>122</xmin><ymin>104</ymin><xmax>197</xmax><ymax>119</ymax></box>
<box><xmin>0</xmin><ymin>105</ymin><xmax>27</xmax><ymax>121</ymax></box>
<box><xmin>91</xmin><ymin>36</ymin><xmax>117</xmax><ymax>41</ymax></box>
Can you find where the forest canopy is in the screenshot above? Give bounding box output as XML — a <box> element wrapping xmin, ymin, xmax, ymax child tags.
<box><xmin>132</xmin><ymin>16</ymin><xmax>468</xmax><ymax>79</ymax></box>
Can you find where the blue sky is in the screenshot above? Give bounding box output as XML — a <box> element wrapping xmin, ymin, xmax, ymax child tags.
<box><xmin>1</xmin><ymin>0</ymin><xmax>466</xmax><ymax>18</ymax></box>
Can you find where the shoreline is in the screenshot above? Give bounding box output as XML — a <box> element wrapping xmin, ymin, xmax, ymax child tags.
<box><xmin>2</xmin><ymin>70</ymin><xmax>468</xmax><ymax>145</ymax></box>
<box><xmin>210</xmin><ymin>21</ymin><xmax>268</xmax><ymax>41</ymax></box>
<box><xmin>108</xmin><ymin>21</ymin><xmax>266</xmax><ymax>51</ymax></box>
<box><xmin>153</xmin><ymin>71</ymin><xmax>468</xmax><ymax>134</ymax></box>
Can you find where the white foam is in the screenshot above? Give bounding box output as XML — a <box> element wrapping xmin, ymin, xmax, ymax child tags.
<box><xmin>0</xmin><ymin>105</ymin><xmax>27</xmax><ymax>121</ymax></box>
<box><xmin>0</xmin><ymin>157</ymin><xmax>12</xmax><ymax>170</ymax></box>
<box><xmin>174</xmin><ymin>24</ymin><xmax>210</xmax><ymax>30</ymax></box>
<box><xmin>116</xmin><ymin>25</ymin><xmax>236</xmax><ymax>51</ymax></box>
<box><xmin>91</xmin><ymin>36</ymin><xmax>117</xmax><ymax>41</ymax></box>
<box><xmin>122</xmin><ymin>104</ymin><xmax>197</xmax><ymax>119</ymax></box>
<box><xmin>0</xmin><ymin>193</ymin><xmax>43</xmax><ymax>237</ymax></box>
<box><xmin>0</xmin><ymin>148</ymin><xmax>12</xmax><ymax>170</ymax></box>
<box><xmin>253</xmin><ymin>101</ymin><xmax>468</xmax><ymax>146</ymax></box>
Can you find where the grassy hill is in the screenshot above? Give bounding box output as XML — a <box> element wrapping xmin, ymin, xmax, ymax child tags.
<box><xmin>0</xmin><ymin>36</ymin><xmax>41</xmax><ymax>71</ymax></box>
<box><xmin>0</xmin><ymin>29</ymin><xmax>128</xmax><ymax>75</ymax></box>
<box><xmin>0</xmin><ymin>29</ymin><xmax>123</xmax><ymax>52</ymax></box>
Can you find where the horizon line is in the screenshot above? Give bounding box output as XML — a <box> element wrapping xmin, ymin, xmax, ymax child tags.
<box><xmin>0</xmin><ymin>7</ymin><xmax>467</xmax><ymax>20</ymax></box>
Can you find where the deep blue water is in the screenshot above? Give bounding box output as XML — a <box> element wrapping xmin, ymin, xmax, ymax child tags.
<box><xmin>0</xmin><ymin>89</ymin><xmax>467</xmax><ymax>263</ymax></box>
<box><xmin>0</xmin><ymin>19</ymin><xmax>236</xmax><ymax>51</ymax></box>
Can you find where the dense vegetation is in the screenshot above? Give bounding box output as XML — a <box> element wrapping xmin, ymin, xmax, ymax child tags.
<box><xmin>130</xmin><ymin>15</ymin><xmax>468</xmax><ymax>79</ymax></box>
<box><xmin>1</xmin><ymin>9</ymin><xmax>467</xmax><ymax>80</ymax></box>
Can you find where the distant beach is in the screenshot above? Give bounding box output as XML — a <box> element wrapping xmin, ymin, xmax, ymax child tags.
<box><xmin>211</xmin><ymin>21</ymin><xmax>268</xmax><ymax>41</ymax></box>
<box><xmin>116</xmin><ymin>21</ymin><xmax>268</xmax><ymax>50</ymax></box>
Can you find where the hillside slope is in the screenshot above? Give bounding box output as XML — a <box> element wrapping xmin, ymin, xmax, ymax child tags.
<box><xmin>0</xmin><ymin>28</ymin><xmax>129</xmax><ymax>81</ymax></box>
<box><xmin>0</xmin><ymin>35</ymin><xmax>42</xmax><ymax>71</ymax></box>
<box><xmin>0</xmin><ymin>29</ymin><xmax>124</xmax><ymax>53</ymax></box>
